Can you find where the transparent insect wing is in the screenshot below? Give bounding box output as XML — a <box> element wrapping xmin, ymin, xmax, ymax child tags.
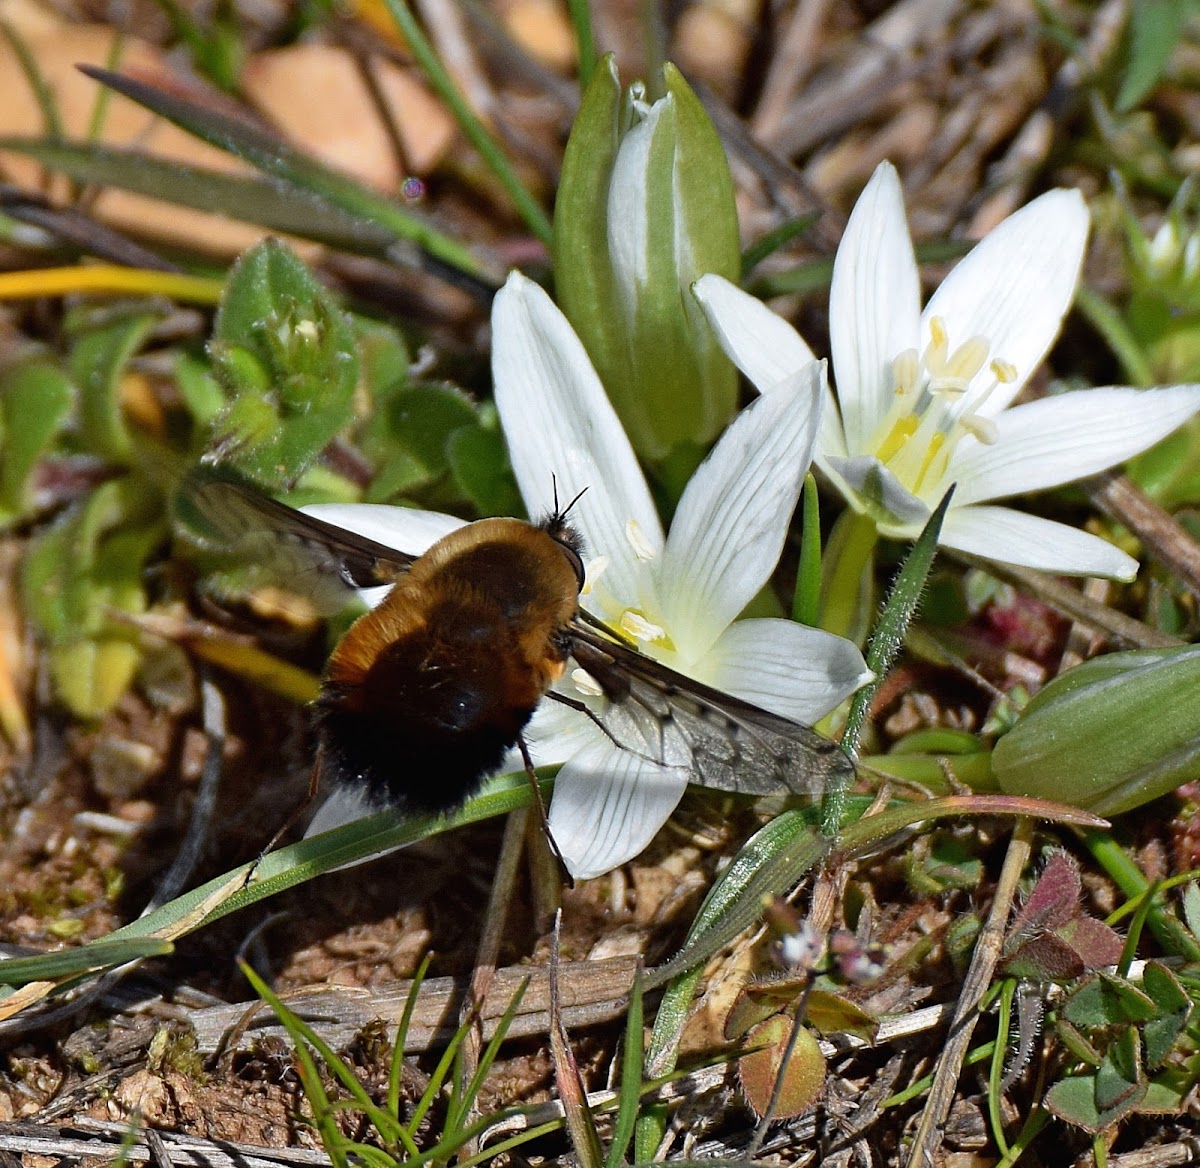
<box><xmin>564</xmin><ymin>625</ymin><xmax>853</xmax><ymax>798</ymax></box>
<box><xmin>181</xmin><ymin>471</ymin><xmax>415</xmax><ymax>613</ymax></box>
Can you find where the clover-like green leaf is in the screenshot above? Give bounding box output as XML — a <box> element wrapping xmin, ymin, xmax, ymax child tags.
<box><xmin>1063</xmin><ymin>972</ymin><xmax>1156</xmax><ymax>1029</ymax></box>
<box><xmin>1141</xmin><ymin>961</ymin><xmax>1193</xmax><ymax>1068</ymax></box>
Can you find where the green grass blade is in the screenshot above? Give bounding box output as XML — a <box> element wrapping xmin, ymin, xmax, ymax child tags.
<box><xmin>102</xmin><ymin>770</ymin><xmax>553</xmax><ymax>946</ymax></box>
<box><xmin>605</xmin><ymin>968</ymin><xmax>643</xmax><ymax>1168</ymax></box>
<box><xmin>566</xmin><ymin>0</ymin><xmax>596</xmax><ymax>89</ymax></box>
<box><xmin>0</xmin><ymin>938</ymin><xmax>174</xmax><ymax>986</ymax></box>
<box><xmin>741</xmin><ymin>213</ymin><xmax>818</xmax><ymax>276</ymax></box>
<box><xmin>377</xmin><ymin>0</ymin><xmax>553</xmax><ymax>246</ymax></box>
<box><xmin>791</xmin><ymin>473</ymin><xmax>821</xmax><ymax>626</ymax></box>
<box><xmin>456</xmin><ymin>977</ymin><xmax>531</xmax><ymax>1122</ymax></box>
<box><xmin>240</xmin><ymin>961</ymin><xmax>405</xmax><ymax>1146</ymax></box>
<box><xmin>388</xmin><ymin>952</ymin><xmax>432</xmax><ymax>1120</ymax></box>
<box><xmin>0</xmin><ymin>138</ymin><xmax>403</xmax><ymax>256</ymax></box>
<box><xmin>76</xmin><ymin>66</ymin><xmax>493</xmax><ymax>283</ymax></box>
<box><xmin>0</xmin><ymin>18</ymin><xmax>63</xmax><ymax>138</ymax></box>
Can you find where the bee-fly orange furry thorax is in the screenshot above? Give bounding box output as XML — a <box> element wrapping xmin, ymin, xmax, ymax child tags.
<box><xmin>318</xmin><ymin>515</ymin><xmax>585</xmax><ymax>813</ymax></box>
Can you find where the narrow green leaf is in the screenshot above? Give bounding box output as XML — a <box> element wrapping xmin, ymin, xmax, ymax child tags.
<box><xmin>0</xmin><ymin>937</ymin><xmax>173</xmax><ymax>985</ymax></box>
<box><xmin>76</xmin><ymin>66</ymin><xmax>492</xmax><ymax>283</ymax></box>
<box><xmin>647</xmin><ymin>810</ymin><xmax>833</xmax><ymax>994</ymax></box>
<box><xmin>605</xmin><ymin>969</ymin><xmax>643</xmax><ymax>1168</ymax></box>
<box><xmin>239</xmin><ymin>960</ymin><xmax>404</xmax><ymax>1144</ymax></box>
<box><xmin>455</xmin><ymin>978</ymin><xmax>531</xmax><ymax>1131</ymax></box>
<box><xmin>376</xmin><ymin>0</ymin><xmax>552</xmax><ymax>246</ymax></box>
<box><xmin>0</xmin><ymin>138</ymin><xmax>402</xmax><ymax>255</ymax></box>
<box><xmin>791</xmin><ymin>473</ymin><xmax>821</xmax><ymax>626</ymax></box>
<box><xmin>565</xmin><ymin>0</ymin><xmax>596</xmax><ymax>88</ymax></box>
<box><xmin>741</xmin><ymin>214</ymin><xmax>820</xmax><ymax>276</ymax></box>
<box><xmin>823</xmin><ymin>487</ymin><xmax>953</xmax><ymax>834</ymax></box>
<box><xmin>0</xmin><ymin>18</ymin><xmax>63</xmax><ymax>138</ymax></box>
<box><xmin>387</xmin><ymin>952</ymin><xmax>430</xmax><ymax>1124</ymax></box>
<box><xmin>1117</xmin><ymin>0</ymin><xmax>1188</xmax><ymax>112</ymax></box>
<box><xmin>94</xmin><ymin>771</ymin><xmax>552</xmax><ymax>943</ymax></box>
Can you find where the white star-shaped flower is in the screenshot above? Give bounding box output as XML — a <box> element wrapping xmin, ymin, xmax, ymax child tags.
<box><xmin>304</xmin><ymin>272</ymin><xmax>870</xmax><ymax>879</ymax></box>
<box><xmin>694</xmin><ymin>161</ymin><xmax>1200</xmax><ymax>580</ymax></box>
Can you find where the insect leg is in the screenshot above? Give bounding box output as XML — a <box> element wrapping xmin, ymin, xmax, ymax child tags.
<box><xmin>242</xmin><ymin>748</ymin><xmax>325</xmax><ymax>887</ymax></box>
<box><xmin>517</xmin><ymin>734</ymin><xmax>573</xmax><ymax>887</ymax></box>
<box><xmin>544</xmin><ymin>690</ymin><xmax>669</xmax><ymax>770</ymax></box>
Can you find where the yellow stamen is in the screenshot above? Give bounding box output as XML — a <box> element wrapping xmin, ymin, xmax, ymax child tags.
<box><xmin>875</xmin><ymin>415</ymin><xmax>918</xmax><ymax>464</ymax></box>
<box><xmin>625</xmin><ymin>518</ymin><xmax>657</xmax><ymax>562</ymax></box>
<box><xmin>960</xmin><ymin>413</ymin><xmax>999</xmax><ymax>444</ymax></box>
<box><xmin>944</xmin><ymin>336</ymin><xmax>989</xmax><ymax>384</ymax></box>
<box><xmin>911</xmin><ymin>432</ymin><xmax>949</xmax><ymax>494</ymax></box>
<box><xmin>926</xmin><ymin>317</ymin><xmax>949</xmax><ymax>370</ymax></box>
<box><xmin>892</xmin><ymin>349</ymin><xmax>919</xmax><ymax>395</ymax></box>
<box><xmin>620</xmin><ymin>610</ymin><xmax>666</xmax><ymax>643</ymax></box>
<box><xmin>571</xmin><ymin>668</ymin><xmax>603</xmax><ymax>697</ymax></box>
<box><xmin>618</xmin><ymin>609</ymin><xmax>675</xmax><ymax>651</ymax></box>
<box><xmin>582</xmin><ymin>555</ymin><xmax>609</xmax><ymax>596</ymax></box>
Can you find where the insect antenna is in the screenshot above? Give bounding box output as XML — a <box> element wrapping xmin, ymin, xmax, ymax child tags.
<box><xmin>549</xmin><ymin>474</ymin><xmax>588</xmax><ymax>523</ymax></box>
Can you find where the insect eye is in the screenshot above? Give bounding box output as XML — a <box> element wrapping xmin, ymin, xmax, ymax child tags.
<box><xmin>557</xmin><ymin>538</ymin><xmax>586</xmax><ymax>592</ymax></box>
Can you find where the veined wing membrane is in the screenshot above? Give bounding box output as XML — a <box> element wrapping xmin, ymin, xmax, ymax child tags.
<box><xmin>180</xmin><ymin>471</ymin><xmax>415</xmax><ymax>612</ymax></box>
<box><xmin>563</xmin><ymin>619</ymin><xmax>854</xmax><ymax>797</ymax></box>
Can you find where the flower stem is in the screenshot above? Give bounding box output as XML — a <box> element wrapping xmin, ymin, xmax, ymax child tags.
<box><xmin>819</xmin><ymin>509</ymin><xmax>878</xmax><ymax>643</ymax></box>
<box><xmin>791</xmin><ymin>474</ymin><xmax>822</xmax><ymax>627</ymax></box>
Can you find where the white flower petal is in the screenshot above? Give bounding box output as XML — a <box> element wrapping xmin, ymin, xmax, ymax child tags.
<box><xmin>950</xmin><ymin>384</ymin><xmax>1200</xmax><ymax>506</ymax></box>
<box><xmin>547</xmin><ymin>737</ymin><xmax>689</xmax><ymax>879</ymax></box>
<box><xmin>705</xmin><ymin>618</ymin><xmax>872</xmax><ymax>723</ymax></box>
<box><xmin>659</xmin><ymin>364</ymin><xmax>822</xmax><ymax>654</ymax></box>
<box><xmin>305</xmin><ymin>783</ymin><xmax>383</xmax><ymax>837</ymax></box>
<box><xmin>302</xmin><ymin>503</ymin><xmax>464</xmax><ymax>608</ymax></box>
<box><xmin>923</xmin><ymin>189</ymin><xmax>1089</xmax><ymax>417</ymax></box>
<box><xmin>492</xmin><ymin>272</ymin><xmax>664</xmax><ymax>601</ymax></box>
<box><xmin>301</xmin><ymin>503</ymin><xmax>463</xmax><ymax>551</ymax></box>
<box><xmin>939</xmin><ymin>505</ymin><xmax>1139</xmax><ymax>580</ymax></box>
<box><xmin>692</xmin><ymin>274</ymin><xmax>816</xmax><ymax>393</ymax></box>
<box><xmin>818</xmin><ymin>376</ymin><xmax>849</xmax><ymax>459</ymax></box>
<box><xmin>821</xmin><ymin>454</ymin><xmax>930</xmax><ymax>528</ymax></box>
<box><xmin>829</xmin><ymin>161</ymin><xmax>922</xmax><ymax>453</ymax></box>
<box><xmin>607</xmin><ymin>99</ymin><xmax>666</xmax><ymax>316</ymax></box>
